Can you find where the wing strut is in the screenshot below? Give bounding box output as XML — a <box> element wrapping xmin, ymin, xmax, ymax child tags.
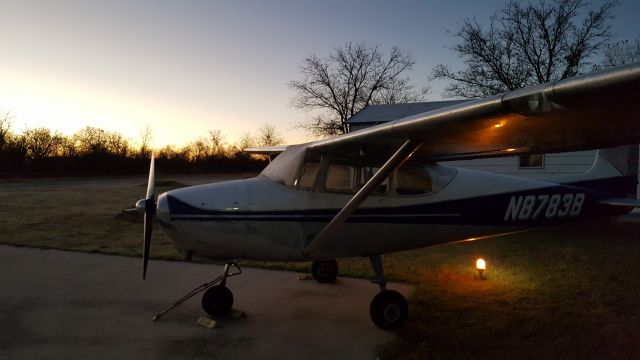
<box><xmin>302</xmin><ymin>139</ymin><xmax>423</xmax><ymax>257</ymax></box>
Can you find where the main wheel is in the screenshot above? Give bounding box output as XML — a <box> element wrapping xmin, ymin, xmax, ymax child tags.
<box><xmin>311</xmin><ymin>260</ymin><xmax>339</xmax><ymax>283</ymax></box>
<box><xmin>201</xmin><ymin>285</ymin><xmax>234</xmax><ymax>317</ymax></box>
<box><xmin>369</xmin><ymin>290</ymin><xmax>408</xmax><ymax>330</ymax></box>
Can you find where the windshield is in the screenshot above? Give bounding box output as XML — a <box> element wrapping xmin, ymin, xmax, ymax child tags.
<box><xmin>260</xmin><ymin>144</ymin><xmax>307</xmax><ymax>186</ymax></box>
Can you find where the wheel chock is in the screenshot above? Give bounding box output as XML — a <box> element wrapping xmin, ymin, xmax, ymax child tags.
<box><xmin>297</xmin><ymin>274</ymin><xmax>313</xmax><ymax>280</ymax></box>
<box><xmin>230</xmin><ymin>309</ymin><xmax>246</xmax><ymax>318</ymax></box>
<box><xmin>197</xmin><ymin>316</ymin><xmax>217</xmax><ymax>329</ymax></box>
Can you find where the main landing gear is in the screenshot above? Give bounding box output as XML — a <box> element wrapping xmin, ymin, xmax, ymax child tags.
<box><xmin>310</xmin><ymin>256</ymin><xmax>409</xmax><ymax>330</ymax></box>
<box><xmin>152</xmin><ymin>262</ymin><xmax>242</xmax><ymax>321</ymax></box>
<box><xmin>311</xmin><ymin>260</ymin><xmax>339</xmax><ymax>283</ymax></box>
<box><xmin>368</xmin><ymin>255</ymin><xmax>408</xmax><ymax>330</ymax></box>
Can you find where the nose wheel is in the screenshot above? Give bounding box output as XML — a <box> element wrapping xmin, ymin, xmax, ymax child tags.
<box><xmin>368</xmin><ymin>255</ymin><xmax>408</xmax><ymax>330</ymax></box>
<box><xmin>152</xmin><ymin>262</ymin><xmax>241</xmax><ymax>321</ymax></box>
<box><xmin>202</xmin><ymin>285</ymin><xmax>234</xmax><ymax>317</ymax></box>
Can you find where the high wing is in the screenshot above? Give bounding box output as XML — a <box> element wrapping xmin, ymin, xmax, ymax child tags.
<box><xmin>301</xmin><ymin>62</ymin><xmax>640</xmax><ymax>256</ymax></box>
<box><xmin>310</xmin><ymin>62</ymin><xmax>640</xmax><ymax>162</ymax></box>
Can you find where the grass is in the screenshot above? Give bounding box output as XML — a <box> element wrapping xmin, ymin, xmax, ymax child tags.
<box><xmin>375</xmin><ymin>220</ymin><xmax>640</xmax><ymax>359</ymax></box>
<box><xmin>2</xmin><ymin>176</ymin><xmax>640</xmax><ymax>359</ymax></box>
<box><xmin>0</xmin><ymin>177</ymin><xmax>177</xmax><ymax>258</ymax></box>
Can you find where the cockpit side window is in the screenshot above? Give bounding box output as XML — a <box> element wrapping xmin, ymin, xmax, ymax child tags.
<box><xmin>294</xmin><ymin>161</ymin><xmax>321</xmax><ymax>189</ymax></box>
<box><xmin>324</xmin><ymin>163</ymin><xmax>389</xmax><ymax>194</ymax></box>
<box><xmin>291</xmin><ymin>150</ymin><xmax>391</xmax><ymax>195</ymax></box>
<box><xmin>355</xmin><ymin>166</ymin><xmax>388</xmax><ymax>194</ymax></box>
<box><xmin>325</xmin><ymin>164</ymin><xmax>355</xmax><ymax>192</ymax></box>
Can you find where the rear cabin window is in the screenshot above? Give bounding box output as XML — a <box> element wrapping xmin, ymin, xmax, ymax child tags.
<box><xmin>519</xmin><ymin>154</ymin><xmax>545</xmax><ymax>168</ymax></box>
<box><xmin>395</xmin><ymin>165</ymin><xmax>432</xmax><ymax>195</ymax></box>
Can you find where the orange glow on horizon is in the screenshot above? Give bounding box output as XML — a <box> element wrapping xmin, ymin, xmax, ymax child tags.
<box><xmin>0</xmin><ymin>69</ymin><xmax>311</xmax><ymax>148</ymax></box>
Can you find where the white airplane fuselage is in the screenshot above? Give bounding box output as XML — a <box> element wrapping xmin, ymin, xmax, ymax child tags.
<box><xmin>137</xmin><ymin>64</ymin><xmax>640</xmax><ymax>330</ymax></box>
<box><xmin>156</xmin><ymin>161</ymin><xmax>629</xmax><ymax>262</ymax></box>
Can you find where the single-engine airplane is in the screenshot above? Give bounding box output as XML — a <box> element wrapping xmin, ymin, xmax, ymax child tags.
<box><xmin>137</xmin><ymin>63</ymin><xmax>640</xmax><ymax>330</ymax></box>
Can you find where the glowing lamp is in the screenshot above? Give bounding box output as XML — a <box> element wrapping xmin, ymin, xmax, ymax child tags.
<box><xmin>475</xmin><ymin>258</ymin><xmax>486</xmax><ymax>280</ymax></box>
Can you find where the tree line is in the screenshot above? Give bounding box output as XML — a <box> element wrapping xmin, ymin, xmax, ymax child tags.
<box><xmin>0</xmin><ymin>115</ymin><xmax>283</xmax><ymax>177</ymax></box>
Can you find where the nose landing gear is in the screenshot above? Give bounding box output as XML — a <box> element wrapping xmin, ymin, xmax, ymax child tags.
<box><xmin>368</xmin><ymin>255</ymin><xmax>408</xmax><ymax>330</ymax></box>
<box><xmin>152</xmin><ymin>262</ymin><xmax>242</xmax><ymax>321</ymax></box>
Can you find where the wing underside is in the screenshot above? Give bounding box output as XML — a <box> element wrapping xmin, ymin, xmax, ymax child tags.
<box><xmin>310</xmin><ymin>63</ymin><xmax>640</xmax><ymax>163</ymax></box>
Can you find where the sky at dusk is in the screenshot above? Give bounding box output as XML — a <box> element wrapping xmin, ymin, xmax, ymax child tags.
<box><xmin>1</xmin><ymin>0</ymin><xmax>639</xmax><ymax>148</ymax></box>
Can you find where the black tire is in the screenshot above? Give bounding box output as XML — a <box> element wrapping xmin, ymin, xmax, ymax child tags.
<box><xmin>201</xmin><ymin>285</ymin><xmax>234</xmax><ymax>317</ymax></box>
<box><xmin>311</xmin><ymin>260</ymin><xmax>339</xmax><ymax>283</ymax></box>
<box><xmin>369</xmin><ymin>290</ymin><xmax>409</xmax><ymax>330</ymax></box>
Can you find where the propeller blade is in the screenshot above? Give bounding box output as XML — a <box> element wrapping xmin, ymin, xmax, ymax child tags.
<box><xmin>142</xmin><ymin>201</ymin><xmax>154</xmax><ymax>280</ymax></box>
<box><xmin>142</xmin><ymin>155</ymin><xmax>156</xmax><ymax>280</ymax></box>
<box><xmin>146</xmin><ymin>155</ymin><xmax>155</xmax><ymax>199</ymax></box>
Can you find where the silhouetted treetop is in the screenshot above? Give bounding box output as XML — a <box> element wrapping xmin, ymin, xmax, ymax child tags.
<box><xmin>432</xmin><ymin>0</ymin><xmax>618</xmax><ymax>98</ymax></box>
<box><xmin>290</xmin><ymin>41</ymin><xmax>428</xmax><ymax>137</ymax></box>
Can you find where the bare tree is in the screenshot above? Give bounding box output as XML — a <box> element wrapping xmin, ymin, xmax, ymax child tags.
<box><xmin>432</xmin><ymin>0</ymin><xmax>618</xmax><ymax>98</ymax></box>
<box><xmin>256</xmin><ymin>123</ymin><xmax>283</xmax><ymax>146</ymax></box>
<box><xmin>73</xmin><ymin>126</ymin><xmax>108</xmax><ymax>155</ymax></box>
<box><xmin>229</xmin><ymin>131</ymin><xmax>256</xmax><ymax>157</ymax></box>
<box><xmin>183</xmin><ymin>138</ymin><xmax>209</xmax><ymax>162</ymax></box>
<box><xmin>139</xmin><ymin>125</ymin><xmax>154</xmax><ymax>157</ymax></box>
<box><xmin>600</xmin><ymin>38</ymin><xmax>640</xmax><ymax>68</ymax></box>
<box><xmin>239</xmin><ymin>132</ymin><xmax>256</xmax><ymax>149</ymax></box>
<box><xmin>105</xmin><ymin>132</ymin><xmax>130</xmax><ymax>157</ymax></box>
<box><xmin>71</xmin><ymin>127</ymin><xmax>132</xmax><ymax>157</ymax></box>
<box><xmin>22</xmin><ymin>127</ymin><xmax>63</xmax><ymax>160</ymax></box>
<box><xmin>157</xmin><ymin>144</ymin><xmax>179</xmax><ymax>160</ymax></box>
<box><xmin>0</xmin><ymin>112</ymin><xmax>12</xmax><ymax>152</ymax></box>
<box><xmin>208</xmin><ymin>129</ymin><xmax>226</xmax><ymax>157</ymax></box>
<box><xmin>58</xmin><ymin>136</ymin><xmax>78</xmax><ymax>157</ymax></box>
<box><xmin>290</xmin><ymin>41</ymin><xmax>428</xmax><ymax>136</ymax></box>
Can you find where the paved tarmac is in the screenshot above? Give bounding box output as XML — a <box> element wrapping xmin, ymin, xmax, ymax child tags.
<box><xmin>0</xmin><ymin>245</ymin><xmax>412</xmax><ymax>360</ymax></box>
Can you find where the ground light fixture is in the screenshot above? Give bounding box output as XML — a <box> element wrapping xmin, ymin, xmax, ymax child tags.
<box><xmin>476</xmin><ymin>258</ymin><xmax>486</xmax><ymax>280</ymax></box>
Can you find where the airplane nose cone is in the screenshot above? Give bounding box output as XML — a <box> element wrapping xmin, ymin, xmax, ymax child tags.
<box><xmin>156</xmin><ymin>193</ymin><xmax>170</xmax><ymax>224</ymax></box>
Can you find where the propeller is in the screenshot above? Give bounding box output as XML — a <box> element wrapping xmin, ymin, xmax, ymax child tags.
<box><xmin>136</xmin><ymin>155</ymin><xmax>156</xmax><ymax>280</ymax></box>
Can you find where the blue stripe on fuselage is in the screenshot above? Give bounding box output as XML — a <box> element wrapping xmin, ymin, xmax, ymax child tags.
<box><xmin>166</xmin><ymin>182</ymin><xmax>629</xmax><ymax>226</ymax></box>
<box><xmin>566</xmin><ymin>174</ymin><xmax>637</xmax><ymax>198</ymax></box>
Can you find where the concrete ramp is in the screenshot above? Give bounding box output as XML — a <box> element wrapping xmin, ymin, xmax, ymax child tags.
<box><xmin>0</xmin><ymin>245</ymin><xmax>412</xmax><ymax>359</ymax></box>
